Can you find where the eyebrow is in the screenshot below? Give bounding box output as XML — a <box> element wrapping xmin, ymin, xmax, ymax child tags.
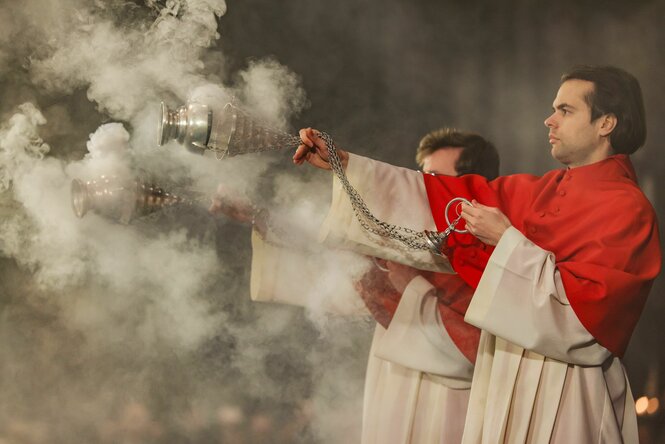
<box><xmin>552</xmin><ymin>103</ymin><xmax>576</xmax><ymax>111</ymax></box>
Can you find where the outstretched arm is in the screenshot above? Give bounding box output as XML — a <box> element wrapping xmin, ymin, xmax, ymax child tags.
<box><xmin>208</xmin><ymin>184</ymin><xmax>269</xmax><ymax>236</ymax></box>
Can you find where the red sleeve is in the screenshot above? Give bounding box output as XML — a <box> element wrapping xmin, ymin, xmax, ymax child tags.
<box><xmin>355</xmin><ymin>264</ymin><xmax>401</xmax><ymax>330</ymax></box>
<box><xmin>424</xmin><ymin>272</ymin><xmax>480</xmax><ymax>364</ymax></box>
<box><xmin>356</xmin><ymin>265</ymin><xmax>481</xmax><ymax>363</ymax></box>
<box><xmin>422</xmin><ymin>173</ymin><xmax>538</xmax><ymax>288</ymax></box>
<box><xmin>556</xmin><ymin>196</ymin><xmax>661</xmax><ymax>357</ymax></box>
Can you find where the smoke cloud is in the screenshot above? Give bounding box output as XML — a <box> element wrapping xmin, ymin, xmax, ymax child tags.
<box><xmin>0</xmin><ymin>1</ymin><xmax>371</xmax><ymax>443</ymax></box>
<box><xmin>15</xmin><ymin>0</ymin><xmax>665</xmax><ymax>442</ymax></box>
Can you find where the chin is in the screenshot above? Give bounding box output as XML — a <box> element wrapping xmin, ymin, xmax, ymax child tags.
<box><xmin>550</xmin><ymin>149</ymin><xmax>570</xmax><ymax>166</ymax></box>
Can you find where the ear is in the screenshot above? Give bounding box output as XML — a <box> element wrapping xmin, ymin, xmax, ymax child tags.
<box><xmin>598</xmin><ymin>113</ymin><xmax>617</xmax><ymax>137</ymax></box>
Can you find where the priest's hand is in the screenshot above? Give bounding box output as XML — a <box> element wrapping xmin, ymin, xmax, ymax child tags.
<box><xmin>293</xmin><ymin>127</ymin><xmax>349</xmax><ymax>170</ymax></box>
<box><xmin>209</xmin><ymin>185</ymin><xmax>268</xmax><ymax>235</ymax></box>
<box><xmin>461</xmin><ymin>199</ymin><xmax>512</xmax><ymax>246</ymax></box>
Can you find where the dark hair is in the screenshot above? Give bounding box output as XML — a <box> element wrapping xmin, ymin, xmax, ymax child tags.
<box><xmin>561</xmin><ymin>65</ymin><xmax>646</xmax><ymax>154</ymax></box>
<box><xmin>415</xmin><ymin>128</ymin><xmax>500</xmax><ymax>180</ymax></box>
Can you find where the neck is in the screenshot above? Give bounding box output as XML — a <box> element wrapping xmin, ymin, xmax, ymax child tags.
<box><xmin>568</xmin><ymin>142</ymin><xmax>612</xmax><ymax>169</ymax></box>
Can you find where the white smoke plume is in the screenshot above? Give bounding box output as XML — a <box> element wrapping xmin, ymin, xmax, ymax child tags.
<box><xmin>0</xmin><ymin>1</ymin><xmax>370</xmax><ymax>442</ymax></box>
<box><xmin>0</xmin><ymin>103</ymin><xmax>50</xmax><ymax>192</ymax></box>
<box><xmin>237</xmin><ymin>58</ymin><xmax>310</xmax><ymax>129</ymax></box>
<box><xmin>29</xmin><ymin>0</ymin><xmax>225</xmax><ymax>122</ymax></box>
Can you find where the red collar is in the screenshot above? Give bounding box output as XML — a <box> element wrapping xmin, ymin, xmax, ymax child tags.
<box><xmin>561</xmin><ymin>154</ymin><xmax>637</xmax><ymax>184</ymax></box>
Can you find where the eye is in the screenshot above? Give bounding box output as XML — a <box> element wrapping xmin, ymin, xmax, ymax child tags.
<box><xmin>560</xmin><ymin>108</ymin><xmax>568</xmax><ymax>116</ymax></box>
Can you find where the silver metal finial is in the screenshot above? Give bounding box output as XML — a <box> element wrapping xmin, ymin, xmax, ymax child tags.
<box><xmin>158</xmin><ymin>102</ymin><xmax>212</xmax><ymax>154</ymax></box>
<box><xmin>157</xmin><ymin>101</ymin><xmax>301</xmax><ymax>159</ymax></box>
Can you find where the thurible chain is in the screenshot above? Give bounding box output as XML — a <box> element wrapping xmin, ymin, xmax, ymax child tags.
<box><xmin>318</xmin><ymin>132</ymin><xmax>452</xmax><ymax>252</ymax></box>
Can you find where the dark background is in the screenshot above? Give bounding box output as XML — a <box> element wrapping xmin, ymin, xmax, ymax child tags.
<box><xmin>219</xmin><ymin>0</ymin><xmax>665</xmax><ymax>439</ymax></box>
<box><xmin>0</xmin><ymin>0</ymin><xmax>663</xmax><ymax>442</ymax></box>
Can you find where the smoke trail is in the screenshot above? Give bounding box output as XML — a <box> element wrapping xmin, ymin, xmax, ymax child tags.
<box><xmin>28</xmin><ymin>0</ymin><xmax>225</xmax><ymax>122</ymax></box>
<box><xmin>0</xmin><ymin>103</ymin><xmax>50</xmax><ymax>191</ymax></box>
<box><xmin>0</xmin><ymin>1</ymin><xmax>373</xmax><ymax>442</ymax></box>
<box><xmin>237</xmin><ymin>58</ymin><xmax>309</xmax><ymax>129</ymax></box>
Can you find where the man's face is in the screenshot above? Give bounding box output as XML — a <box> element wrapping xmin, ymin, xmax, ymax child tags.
<box><xmin>544</xmin><ymin>79</ymin><xmax>608</xmax><ymax>167</ymax></box>
<box><xmin>421</xmin><ymin>147</ymin><xmax>463</xmax><ymax>175</ymax></box>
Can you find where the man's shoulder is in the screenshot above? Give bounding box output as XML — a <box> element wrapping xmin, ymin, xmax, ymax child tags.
<box><xmin>584</xmin><ymin>180</ymin><xmax>658</xmax><ymax>235</ymax></box>
<box><xmin>492</xmin><ymin>171</ymin><xmax>551</xmax><ymax>186</ymax></box>
<box><xmin>491</xmin><ymin>170</ymin><xmax>560</xmax><ymax>195</ymax></box>
<box><xmin>593</xmin><ymin>176</ymin><xmax>654</xmax><ymax>209</ymax></box>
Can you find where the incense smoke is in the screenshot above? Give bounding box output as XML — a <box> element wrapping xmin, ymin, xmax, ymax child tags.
<box><xmin>0</xmin><ymin>1</ymin><xmax>370</xmax><ymax>442</ymax></box>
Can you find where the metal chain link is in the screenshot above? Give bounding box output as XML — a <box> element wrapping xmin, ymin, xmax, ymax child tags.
<box><xmin>204</xmin><ymin>120</ymin><xmax>457</xmax><ymax>255</ymax></box>
<box><xmin>319</xmin><ymin>132</ymin><xmax>454</xmax><ymax>253</ymax></box>
<box><xmin>212</xmin><ymin>134</ymin><xmax>303</xmax><ymax>159</ymax></box>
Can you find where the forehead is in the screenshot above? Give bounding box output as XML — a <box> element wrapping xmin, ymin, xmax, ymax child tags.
<box><xmin>424</xmin><ymin>146</ymin><xmax>464</xmax><ymax>165</ymax></box>
<box><xmin>553</xmin><ymin>79</ymin><xmax>594</xmax><ymax>108</ymax></box>
<box><xmin>423</xmin><ymin>147</ymin><xmax>463</xmax><ymax>173</ymax></box>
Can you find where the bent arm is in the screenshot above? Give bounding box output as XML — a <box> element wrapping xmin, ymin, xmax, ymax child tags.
<box><xmin>432</xmin><ymin>274</ymin><xmax>481</xmax><ymax>364</ymax></box>
<box><xmin>373</xmin><ymin>275</ymin><xmax>475</xmax><ymax>387</ymax></box>
<box><xmin>465</xmin><ymin>226</ymin><xmax>613</xmax><ymax>366</ymax></box>
<box><xmin>358</xmin><ymin>266</ymin><xmax>481</xmax><ymax>365</ymax></box>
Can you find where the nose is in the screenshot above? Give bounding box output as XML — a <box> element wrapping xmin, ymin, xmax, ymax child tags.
<box><xmin>544</xmin><ymin>113</ymin><xmax>556</xmax><ymax>128</ymax></box>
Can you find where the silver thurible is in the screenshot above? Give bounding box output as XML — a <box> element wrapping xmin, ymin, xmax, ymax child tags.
<box><xmin>158</xmin><ymin>101</ymin><xmax>301</xmax><ymax>159</ymax></box>
<box><xmin>71</xmin><ymin>176</ymin><xmax>191</xmax><ymax>224</ymax></box>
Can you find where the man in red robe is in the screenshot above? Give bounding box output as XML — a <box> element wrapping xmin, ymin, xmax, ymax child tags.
<box><xmin>294</xmin><ymin>65</ymin><xmax>661</xmax><ymax>442</ymax></box>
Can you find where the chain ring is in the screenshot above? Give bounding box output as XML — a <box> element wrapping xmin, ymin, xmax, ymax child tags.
<box><xmin>444</xmin><ymin>197</ymin><xmax>471</xmax><ymax>234</ymax></box>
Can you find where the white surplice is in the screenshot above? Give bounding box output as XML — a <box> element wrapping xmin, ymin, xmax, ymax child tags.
<box><xmin>250</xmin><ymin>228</ymin><xmax>476</xmax><ymax>443</ymax></box>
<box><xmin>317</xmin><ymin>153</ymin><xmax>638</xmax><ymax>444</ymax></box>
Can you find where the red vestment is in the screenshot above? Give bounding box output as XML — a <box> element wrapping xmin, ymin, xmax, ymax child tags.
<box><xmin>422</xmin><ymin>154</ymin><xmax>661</xmax><ymax>357</ymax></box>
<box><xmin>356</xmin><ymin>266</ymin><xmax>480</xmax><ymax>363</ymax></box>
